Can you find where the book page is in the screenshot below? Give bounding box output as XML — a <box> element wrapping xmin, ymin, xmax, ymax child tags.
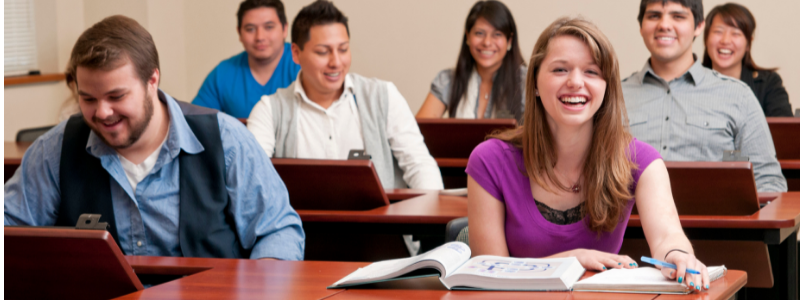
<box><xmin>426</xmin><ymin>242</ymin><xmax>471</xmax><ymax>277</ymax></box>
<box><xmin>573</xmin><ymin>265</ymin><xmax>726</xmax><ymax>293</ymax></box>
<box><xmin>331</xmin><ymin>242</ymin><xmax>471</xmax><ymax>286</ymax></box>
<box><xmin>576</xmin><ymin>266</ymin><xmax>726</xmax><ymax>286</ymax></box>
<box><xmin>448</xmin><ymin>255</ymin><xmax>570</xmax><ymax>279</ymax></box>
<box><xmin>577</xmin><ymin>267</ymin><xmax>672</xmax><ymax>285</ymax></box>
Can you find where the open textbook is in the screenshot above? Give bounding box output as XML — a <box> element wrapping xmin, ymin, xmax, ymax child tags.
<box><xmin>573</xmin><ymin>265</ymin><xmax>728</xmax><ymax>294</ymax></box>
<box><xmin>329</xmin><ymin>242</ymin><xmax>586</xmax><ymax>291</ymax></box>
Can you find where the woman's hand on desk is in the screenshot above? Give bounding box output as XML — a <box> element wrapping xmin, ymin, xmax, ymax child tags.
<box><xmin>560</xmin><ymin>249</ymin><xmax>638</xmax><ymax>272</ymax></box>
<box><xmin>663</xmin><ymin>251</ymin><xmax>709</xmax><ymax>292</ymax></box>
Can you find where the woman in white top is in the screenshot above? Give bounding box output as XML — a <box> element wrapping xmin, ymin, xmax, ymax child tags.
<box><xmin>416</xmin><ymin>0</ymin><xmax>526</xmax><ymax>122</ymax></box>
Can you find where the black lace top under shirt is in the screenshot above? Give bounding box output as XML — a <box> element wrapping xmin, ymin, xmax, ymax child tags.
<box><xmin>534</xmin><ymin>199</ymin><xmax>584</xmax><ymax>225</ymax></box>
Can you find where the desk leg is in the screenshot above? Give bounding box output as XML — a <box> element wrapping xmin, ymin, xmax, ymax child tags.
<box><xmin>777</xmin><ymin>230</ymin><xmax>798</xmax><ymax>300</ymax></box>
<box><xmin>790</xmin><ymin>231</ymin><xmax>798</xmax><ymax>300</ymax></box>
<box><xmin>752</xmin><ymin>230</ymin><xmax>798</xmax><ymax>300</ymax></box>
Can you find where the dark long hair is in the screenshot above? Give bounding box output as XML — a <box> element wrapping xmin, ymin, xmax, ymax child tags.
<box><xmin>449</xmin><ymin>0</ymin><xmax>525</xmax><ymax>121</ymax></box>
<box><xmin>702</xmin><ymin>3</ymin><xmax>776</xmax><ymax>72</ymax></box>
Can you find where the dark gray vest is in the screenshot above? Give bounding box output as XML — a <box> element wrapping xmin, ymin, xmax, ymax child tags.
<box><xmin>56</xmin><ymin>92</ymin><xmax>246</xmax><ymax>258</ymax></box>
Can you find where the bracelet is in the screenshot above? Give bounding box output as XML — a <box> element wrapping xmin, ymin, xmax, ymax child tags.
<box><xmin>664</xmin><ymin>249</ymin><xmax>689</xmax><ymax>260</ymax></box>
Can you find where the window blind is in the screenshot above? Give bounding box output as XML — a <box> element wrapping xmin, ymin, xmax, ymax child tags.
<box><xmin>4</xmin><ymin>0</ymin><xmax>38</xmax><ymax>76</ymax></box>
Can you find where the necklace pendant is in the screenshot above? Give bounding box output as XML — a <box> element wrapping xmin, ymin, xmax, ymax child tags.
<box><xmin>571</xmin><ymin>184</ymin><xmax>581</xmax><ymax>193</ymax></box>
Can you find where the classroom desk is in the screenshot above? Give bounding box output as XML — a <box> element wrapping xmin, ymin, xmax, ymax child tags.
<box><xmin>2</xmin><ymin>140</ymin><xmax>792</xmax><ymax>296</ymax></box>
<box><xmin>6</xmin><ymin>140</ymin><xmax>797</xmax><ymax>189</ymax></box>
<box><xmin>783</xmin><ymin>159</ymin><xmax>800</xmax><ymax>191</ymax></box>
<box><xmin>299</xmin><ymin>191</ymin><xmax>800</xmax><ymax>298</ymax></box>
<box><xmin>117</xmin><ymin>256</ymin><xmax>354</xmax><ymax>299</ymax></box>
<box><xmin>298</xmin><ymin>190</ymin><xmax>466</xmax><ymax>261</ymax></box>
<box><xmin>767</xmin><ymin>117</ymin><xmax>800</xmax><ymax>191</ymax></box>
<box><xmin>116</xmin><ymin>255</ymin><xmax>746</xmax><ymax>300</ymax></box>
<box><xmin>783</xmin><ymin>160</ymin><xmax>800</xmax><ymax>170</ymax></box>
<box><xmin>436</xmin><ymin>157</ymin><xmax>800</xmax><ymax>191</ymax></box>
<box><xmin>624</xmin><ymin>192</ymin><xmax>800</xmax><ymax>299</ymax></box>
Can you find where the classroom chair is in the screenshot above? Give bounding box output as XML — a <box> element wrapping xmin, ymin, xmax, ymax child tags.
<box><xmin>16</xmin><ymin>125</ymin><xmax>54</xmax><ymax>142</ymax></box>
<box><xmin>445</xmin><ymin>217</ymin><xmax>469</xmax><ymax>245</ymax></box>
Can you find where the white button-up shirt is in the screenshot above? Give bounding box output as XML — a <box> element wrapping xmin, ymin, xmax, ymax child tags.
<box><xmin>248</xmin><ymin>73</ymin><xmax>443</xmax><ymax>190</ymax></box>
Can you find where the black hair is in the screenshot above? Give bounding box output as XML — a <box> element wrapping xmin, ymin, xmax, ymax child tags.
<box><xmin>637</xmin><ymin>0</ymin><xmax>704</xmax><ymax>29</ymax></box>
<box><xmin>237</xmin><ymin>0</ymin><xmax>287</xmax><ymax>29</ymax></box>
<box><xmin>702</xmin><ymin>3</ymin><xmax>776</xmax><ymax>72</ymax></box>
<box><xmin>291</xmin><ymin>0</ymin><xmax>349</xmax><ymax>50</ymax></box>
<box><xmin>449</xmin><ymin>0</ymin><xmax>525</xmax><ymax>121</ymax></box>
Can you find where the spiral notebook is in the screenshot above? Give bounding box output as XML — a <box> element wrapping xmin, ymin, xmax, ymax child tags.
<box><xmin>572</xmin><ymin>265</ymin><xmax>727</xmax><ymax>294</ymax></box>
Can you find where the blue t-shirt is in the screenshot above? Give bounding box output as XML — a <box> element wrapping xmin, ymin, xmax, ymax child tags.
<box><xmin>192</xmin><ymin>43</ymin><xmax>300</xmax><ymax>118</ymax></box>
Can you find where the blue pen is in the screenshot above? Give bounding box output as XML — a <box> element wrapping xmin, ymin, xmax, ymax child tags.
<box><xmin>640</xmin><ymin>256</ymin><xmax>701</xmax><ymax>275</ymax></box>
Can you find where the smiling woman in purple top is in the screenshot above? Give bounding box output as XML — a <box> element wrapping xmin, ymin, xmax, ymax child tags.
<box><xmin>466</xmin><ymin>17</ymin><xmax>711</xmax><ymax>291</ymax></box>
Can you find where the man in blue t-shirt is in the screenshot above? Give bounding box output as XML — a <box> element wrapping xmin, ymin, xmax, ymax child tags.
<box><xmin>192</xmin><ymin>0</ymin><xmax>300</xmax><ymax>118</ymax></box>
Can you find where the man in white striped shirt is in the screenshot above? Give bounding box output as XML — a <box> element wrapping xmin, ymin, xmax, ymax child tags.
<box><xmin>247</xmin><ymin>0</ymin><xmax>443</xmax><ymax>191</ymax></box>
<box><xmin>622</xmin><ymin>0</ymin><xmax>787</xmax><ymax>192</ymax></box>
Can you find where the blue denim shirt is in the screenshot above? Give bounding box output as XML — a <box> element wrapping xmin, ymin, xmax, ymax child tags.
<box><xmin>4</xmin><ymin>91</ymin><xmax>305</xmax><ymax>260</ymax></box>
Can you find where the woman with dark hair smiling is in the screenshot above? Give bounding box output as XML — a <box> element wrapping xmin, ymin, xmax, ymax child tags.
<box><xmin>416</xmin><ymin>0</ymin><xmax>526</xmax><ymax>122</ymax></box>
<box><xmin>702</xmin><ymin>3</ymin><xmax>792</xmax><ymax>116</ymax></box>
<box><xmin>467</xmin><ymin>17</ymin><xmax>710</xmax><ymax>292</ymax></box>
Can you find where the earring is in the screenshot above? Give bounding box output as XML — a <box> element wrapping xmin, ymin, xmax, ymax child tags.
<box><xmin>535</xmin><ymin>90</ymin><xmax>539</xmax><ymax>97</ymax></box>
<box><xmin>507</xmin><ymin>44</ymin><xmax>512</xmax><ymax>51</ymax></box>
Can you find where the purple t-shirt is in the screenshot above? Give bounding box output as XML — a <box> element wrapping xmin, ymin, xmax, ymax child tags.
<box><xmin>465</xmin><ymin>138</ymin><xmax>661</xmax><ymax>258</ymax></box>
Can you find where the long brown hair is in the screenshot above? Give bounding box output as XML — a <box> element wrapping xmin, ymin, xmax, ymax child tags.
<box><xmin>492</xmin><ymin>17</ymin><xmax>635</xmax><ymax>233</ymax></box>
<box><xmin>702</xmin><ymin>3</ymin><xmax>776</xmax><ymax>72</ymax></box>
<box><xmin>450</xmin><ymin>0</ymin><xmax>525</xmax><ymax>122</ymax></box>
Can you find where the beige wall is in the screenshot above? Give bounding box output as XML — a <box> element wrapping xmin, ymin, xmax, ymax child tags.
<box><xmin>5</xmin><ymin>0</ymin><xmax>799</xmax><ymax>141</ymax></box>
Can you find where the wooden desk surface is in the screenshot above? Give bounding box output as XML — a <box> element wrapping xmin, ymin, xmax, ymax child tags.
<box><xmin>118</xmin><ymin>256</ymin><xmax>356</xmax><ymax>300</ymax></box>
<box><xmin>298</xmin><ymin>190</ymin><xmax>468</xmax><ymax>224</ymax></box>
<box><xmin>781</xmin><ymin>159</ymin><xmax>800</xmax><ymax>170</ymax></box>
<box><xmin>436</xmin><ymin>158</ymin><xmax>469</xmax><ymax>168</ymax></box>
<box><xmin>301</xmin><ymin>190</ymin><xmax>800</xmax><ymax>230</ymax></box>
<box><xmin>116</xmin><ymin>256</ymin><xmax>745</xmax><ymax>300</ymax></box>
<box><xmin>4</xmin><ymin>139</ymin><xmax>799</xmax><ymax>229</ymax></box>
<box><xmin>627</xmin><ymin>192</ymin><xmax>800</xmax><ymax>229</ymax></box>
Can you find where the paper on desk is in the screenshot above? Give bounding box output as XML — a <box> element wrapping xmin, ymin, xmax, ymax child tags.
<box><xmin>440</xmin><ymin>188</ymin><xmax>467</xmax><ymax>196</ymax></box>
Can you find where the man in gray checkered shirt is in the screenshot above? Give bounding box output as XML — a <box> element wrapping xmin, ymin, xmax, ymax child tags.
<box><xmin>622</xmin><ymin>0</ymin><xmax>787</xmax><ymax>192</ymax></box>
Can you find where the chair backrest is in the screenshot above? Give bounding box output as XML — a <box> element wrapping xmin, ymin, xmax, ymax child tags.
<box><xmin>445</xmin><ymin>217</ymin><xmax>468</xmax><ymax>243</ymax></box>
<box><xmin>16</xmin><ymin>125</ymin><xmax>55</xmax><ymax>142</ymax></box>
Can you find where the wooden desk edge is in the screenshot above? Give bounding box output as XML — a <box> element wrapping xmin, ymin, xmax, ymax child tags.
<box><xmin>780</xmin><ymin>160</ymin><xmax>800</xmax><ymax>169</ymax></box>
<box><xmin>719</xmin><ymin>270</ymin><xmax>748</xmax><ymax>300</ymax></box>
<box><xmin>653</xmin><ymin>270</ymin><xmax>747</xmax><ymax>300</ymax></box>
<box><xmin>4</xmin><ymin>158</ymin><xmax>22</xmax><ymax>165</ymax></box>
<box><xmin>435</xmin><ymin>158</ymin><xmax>469</xmax><ymax>167</ymax></box>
